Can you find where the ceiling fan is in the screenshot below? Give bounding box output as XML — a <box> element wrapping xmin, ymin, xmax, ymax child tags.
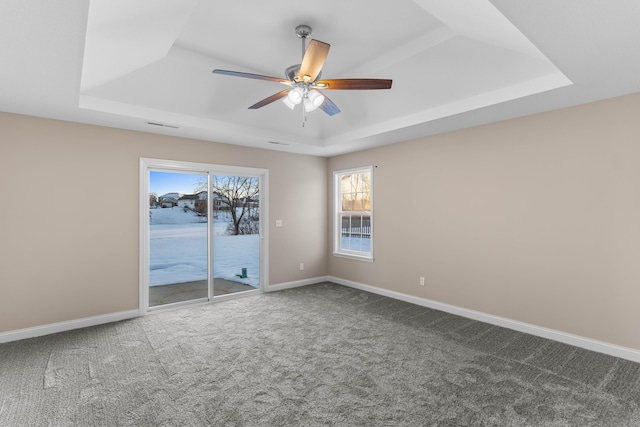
<box><xmin>212</xmin><ymin>25</ymin><xmax>392</xmax><ymax>119</ymax></box>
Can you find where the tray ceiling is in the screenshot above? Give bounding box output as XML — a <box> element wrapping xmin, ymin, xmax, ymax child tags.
<box><xmin>2</xmin><ymin>0</ymin><xmax>640</xmax><ymax>156</ymax></box>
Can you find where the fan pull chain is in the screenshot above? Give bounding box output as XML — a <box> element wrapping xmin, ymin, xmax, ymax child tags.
<box><xmin>302</xmin><ymin>100</ymin><xmax>306</xmax><ymax>127</ymax></box>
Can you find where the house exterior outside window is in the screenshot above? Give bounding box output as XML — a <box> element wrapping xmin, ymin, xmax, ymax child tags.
<box><xmin>333</xmin><ymin>166</ymin><xmax>373</xmax><ymax>261</ymax></box>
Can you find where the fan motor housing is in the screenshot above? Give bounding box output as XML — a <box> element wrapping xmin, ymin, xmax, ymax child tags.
<box><xmin>285</xmin><ymin>64</ymin><xmax>300</xmax><ymax>81</ymax></box>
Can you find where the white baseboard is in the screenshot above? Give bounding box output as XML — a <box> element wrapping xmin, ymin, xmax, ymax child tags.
<box><xmin>4</xmin><ymin>277</ymin><xmax>639</xmax><ymax>364</ymax></box>
<box><xmin>0</xmin><ymin>310</ymin><xmax>139</xmax><ymax>344</ymax></box>
<box><xmin>0</xmin><ymin>277</ymin><xmax>327</xmax><ymax>343</ymax></box>
<box><xmin>266</xmin><ymin>276</ymin><xmax>330</xmax><ymax>292</ymax></box>
<box><xmin>328</xmin><ymin>276</ymin><xmax>640</xmax><ymax>364</ymax></box>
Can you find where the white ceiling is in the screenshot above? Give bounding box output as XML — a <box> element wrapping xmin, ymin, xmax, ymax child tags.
<box><xmin>1</xmin><ymin>0</ymin><xmax>640</xmax><ymax>157</ymax></box>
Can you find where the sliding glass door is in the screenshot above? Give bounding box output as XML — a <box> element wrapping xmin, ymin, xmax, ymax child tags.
<box><xmin>140</xmin><ymin>159</ymin><xmax>267</xmax><ymax>312</ymax></box>
<box><xmin>212</xmin><ymin>174</ymin><xmax>261</xmax><ymax>296</ymax></box>
<box><xmin>148</xmin><ymin>171</ymin><xmax>209</xmax><ymax>307</ymax></box>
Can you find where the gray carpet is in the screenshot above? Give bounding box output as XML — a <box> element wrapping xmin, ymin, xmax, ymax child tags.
<box><xmin>1</xmin><ymin>282</ymin><xmax>640</xmax><ymax>426</ymax></box>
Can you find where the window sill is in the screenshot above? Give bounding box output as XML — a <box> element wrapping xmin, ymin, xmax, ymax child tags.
<box><xmin>332</xmin><ymin>252</ymin><xmax>374</xmax><ymax>262</ymax></box>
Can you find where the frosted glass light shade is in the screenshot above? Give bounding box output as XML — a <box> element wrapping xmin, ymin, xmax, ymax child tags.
<box><xmin>282</xmin><ymin>96</ymin><xmax>296</xmax><ymax>110</ymax></box>
<box><xmin>304</xmin><ymin>89</ymin><xmax>325</xmax><ymax>112</ymax></box>
<box><xmin>287</xmin><ymin>87</ymin><xmax>304</xmax><ymax>104</ymax></box>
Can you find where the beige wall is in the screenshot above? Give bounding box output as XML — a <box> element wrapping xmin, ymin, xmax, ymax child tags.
<box><xmin>3</xmin><ymin>92</ymin><xmax>640</xmax><ymax>351</ymax></box>
<box><xmin>328</xmin><ymin>92</ymin><xmax>640</xmax><ymax>350</ymax></box>
<box><xmin>0</xmin><ymin>114</ymin><xmax>327</xmax><ymax>332</ymax></box>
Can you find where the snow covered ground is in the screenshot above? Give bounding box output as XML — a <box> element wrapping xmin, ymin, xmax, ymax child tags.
<box><xmin>149</xmin><ymin>207</ymin><xmax>260</xmax><ymax>288</ymax></box>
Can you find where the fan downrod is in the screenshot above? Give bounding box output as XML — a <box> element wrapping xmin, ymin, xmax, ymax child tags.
<box><xmin>287</xmin><ymin>25</ymin><xmax>320</xmax><ymax>81</ymax></box>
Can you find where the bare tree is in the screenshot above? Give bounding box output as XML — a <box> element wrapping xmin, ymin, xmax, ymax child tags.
<box><xmin>193</xmin><ymin>175</ymin><xmax>260</xmax><ymax>235</ymax></box>
<box><xmin>212</xmin><ymin>176</ymin><xmax>260</xmax><ymax>235</ymax></box>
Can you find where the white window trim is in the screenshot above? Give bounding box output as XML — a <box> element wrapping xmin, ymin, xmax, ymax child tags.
<box><xmin>333</xmin><ymin>166</ymin><xmax>374</xmax><ymax>262</ymax></box>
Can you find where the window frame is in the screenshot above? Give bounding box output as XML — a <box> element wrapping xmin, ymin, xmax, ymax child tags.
<box><xmin>333</xmin><ymin>166</ymin><xmax>374</xmax><ymax>262</ymax></box>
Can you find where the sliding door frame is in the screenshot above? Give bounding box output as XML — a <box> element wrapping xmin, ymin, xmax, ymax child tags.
<box><xmin>139</xmin><ymin>158</ymin><xmax>269</xmax><ymax>315</ymax></box>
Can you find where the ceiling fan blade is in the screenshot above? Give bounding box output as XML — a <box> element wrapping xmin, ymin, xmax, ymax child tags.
<box><xmin>248</xmin><ymin>89</ymin><xmax>290</xmax><ymax>109</ymax></box>
<box><xmin>297</xmin><ymin>40</ymin><xmax>330</xmax><ymax>83</ymax></box>
<box><xmin>212</xmin><ymin>69</ymin><xmax>291</xmax><ymax>85</ymax></box>
<box><xmin>315</xmin><ymin>79</ymin><xmax>393</xmax><ymax>90</ymax></box>
<box><xmin>319</xmin><ymin>94</ymin><xmax>341</xmax><ymax>116</ymax></box>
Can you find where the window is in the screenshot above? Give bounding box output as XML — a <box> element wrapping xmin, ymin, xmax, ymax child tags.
<box><xmin>334</xmin><ymin>167</ymin><xmax>373</xmax><ymax>261</ymax></box>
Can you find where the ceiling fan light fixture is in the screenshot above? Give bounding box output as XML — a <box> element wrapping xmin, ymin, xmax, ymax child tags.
<box><xmin>287</xmin><ymin>87</ymin><xmax>304</xmax><ymax>104</ymax></box>
<box><xmin>304</xmin><ymin>98</ymin><xmax>318</xmax><ymax>112</ymax></box>
<box><xmin>282</xmin><ymin>96</ymin><xmax>296</xmax><ymax>110</ymax></box>
<box><xmin>307</xmin><ymin>89</ymin><xmax>325</xmax><ymax>109</ymax></box>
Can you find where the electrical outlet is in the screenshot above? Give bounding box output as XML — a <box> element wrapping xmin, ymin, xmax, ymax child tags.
<box><xmin>275</xmin><ymin>219</ymin><xmax>283</xmax><ymax>227</ymax></box>
<box><xmin>299</xmin><ymin>263</ymin><xmax>304</xmax><ymax>271</ymax></box>
<box><xmin>419</xmin><ymin>277</ymin><xmax>425</xmax><ymax>286</ymax></box>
